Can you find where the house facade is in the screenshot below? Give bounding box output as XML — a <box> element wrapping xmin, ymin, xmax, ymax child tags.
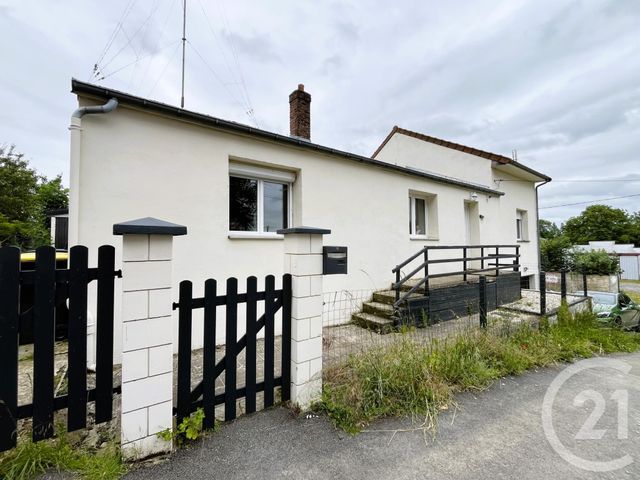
<box><xmin>69</xmin><ymin>80</ymin><xmax>550</xmax><ymax>360</ymax></box>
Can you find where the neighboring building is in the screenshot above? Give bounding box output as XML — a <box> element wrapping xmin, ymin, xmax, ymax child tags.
<box><xmin>574</xmin><ymin>241</ymin><xmax>640</xmax><ymax>280</ymax></box>
<box><xmin>68</xmin><ymin>79</ymin><xmax>550</xmax><ymax>359</ymax></box>
<box><xmin>46</xmin><ymin>208</ymin><xmax>69</xmax><ymax>250</ymax></box>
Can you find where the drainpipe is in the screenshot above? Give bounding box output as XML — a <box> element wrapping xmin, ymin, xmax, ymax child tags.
<box><xmin>535</xmin><ymin>179</ymin><xmax>550</xmax><ymax>287</ymax></box>
<box><xmin>68</xmin><ymin>98</ymin><xmax>118</xmax><ymax>246</ymax></box>
<box><xmin>68</xmin><ymin>97</ymin><xmax>118</xmax><ymax>370</ymax></box>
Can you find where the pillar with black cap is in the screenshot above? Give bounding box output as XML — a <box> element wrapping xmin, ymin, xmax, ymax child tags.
<box><xmin>113</xmin><ymin>217</ymin><xmax>186</xmax><ymax>459</ymax></box>
<box><xmin>277</xmin><ymin>226</ymin><xmax>330</xmax><ymax>408</ymax></box>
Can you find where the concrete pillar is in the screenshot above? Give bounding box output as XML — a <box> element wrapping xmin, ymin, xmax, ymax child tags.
<box><xmin>114</xmin><ymin>217</ymin><xmax>186</xmax><ymax>460</ymax></box>
<box><xmin>278</xmin><ymin>226</ymin><xmax>330</xmax><ymax>409</ymax></box>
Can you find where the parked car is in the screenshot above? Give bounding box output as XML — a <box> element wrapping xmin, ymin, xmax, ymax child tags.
<box><xmin>584</xmin><ymin>291</ymin><xmax>640</xmax><ymax>329</ymax></box>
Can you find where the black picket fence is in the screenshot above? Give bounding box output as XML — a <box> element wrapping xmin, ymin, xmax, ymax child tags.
<box><xmin>173</xmin><ymin>274</ymin><xmax>292</xmax><ymax>429</ymax></box>
<box><xmin>0</xmin><ymin>245</ymin><xmax>121</xmax><ymax>452</ymax></box>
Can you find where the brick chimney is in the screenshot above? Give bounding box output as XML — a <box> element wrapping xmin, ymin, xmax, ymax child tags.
<box><xmin>289</xmin><ymin>84</ymin><xmax>311</xmax><ymax>140</ymax></box>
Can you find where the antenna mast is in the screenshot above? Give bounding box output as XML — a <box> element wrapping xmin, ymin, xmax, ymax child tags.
<box><xmin>180</xmin><ymin>0</ymin><xmax>186</xmax><ymax>108</ymax></box>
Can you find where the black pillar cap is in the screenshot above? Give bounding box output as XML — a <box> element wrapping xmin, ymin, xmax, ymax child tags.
<box><xmin>113</xmin><ymin>217</ymin><xmax>187</xmax><ymax>236</ymax></box>
<box><xmin>276</xmin><ymin>226</ymin><xmax>331</xmax><ymax>235</ymax></box>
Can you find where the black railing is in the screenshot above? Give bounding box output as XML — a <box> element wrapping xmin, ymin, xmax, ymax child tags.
<box><xmin>0</xmin><ymin>245</ymin><xmax>121</xmax><ymax>452</ymax></box>
<box><xmin>392</xmin><ymin>244</ymin><xmax>520</xmax><ymax>308</ymax></box>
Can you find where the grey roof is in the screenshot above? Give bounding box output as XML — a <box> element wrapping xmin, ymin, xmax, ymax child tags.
<box><xmin>71</xmin><ymin>79</ymin><xmax>505</xmax><ymax>196</ymax></box>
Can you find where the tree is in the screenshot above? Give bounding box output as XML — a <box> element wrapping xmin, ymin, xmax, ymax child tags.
<box><xmin>562</xmin><ymin>205</ymin><xmax>634</xmax><ymax>245</ymax></box>
<box><xmin>539</xmin><ymin>219</ymin><xmax>561</xmax><ymax>239</ymax></box>
<box><xmin>0</xmin><ymin>145</ymin><xmax>68</xmax><ymax>248</ymax></box>
<box><xmin>569</xmin><ymin>250</ymin><xmax>621</xmax><ymax>275</ymax></box>
<box><xmin>629</xmin><ymin>211</ymin><xmax>640</xmax><ymax>247</ymax></box>
<box><xmin>37</xmin><ymin>176</ymin><xmax>68</xmax><ymax>214</ymax></box>
<box><xmin>540</xmin><ymin>236</ymin><xmax>572</xmax><ymax>272</ymax></box>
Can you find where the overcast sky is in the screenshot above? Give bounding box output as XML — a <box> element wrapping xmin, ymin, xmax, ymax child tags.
<box><xmin>1</xmin><ymin>0</ymin><xmax>639</xmax><ymax>225</ymax></box>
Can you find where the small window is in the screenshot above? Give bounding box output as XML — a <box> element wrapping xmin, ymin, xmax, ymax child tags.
<box><xmin>409</xmin><ymin>196</ymin><xmax>427</xmax><ymax>236</ymax></box>
<box><xmin>229</xmin><ymin>163</ymin><xmax>293</xmax><ymax>235</ymax></box>
<box><xmin>516</xmin><ymin>209</ymin><xmax>528</xmax><ymax>241</ymax></box>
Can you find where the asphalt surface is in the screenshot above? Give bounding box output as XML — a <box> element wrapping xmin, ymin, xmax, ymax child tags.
<box><xmin>126</xmin><ymin>352</ymin><xmax>640</xmax><ymax>480</ymax></box>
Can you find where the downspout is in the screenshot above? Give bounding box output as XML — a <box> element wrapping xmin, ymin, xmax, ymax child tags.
<box><xmin>68</xmin><ymin>98</ymin><xmax>118</xmax><ymax>247</ymax></box>
<box><xmin>535</xmin><ymin>179</ymin><xmax>550</xmax><ymax>284</ymax></box>
<box><xmin>68</xmin><ymin>97</ymin><xmax>118</xmax><ymax>371</ymax></box>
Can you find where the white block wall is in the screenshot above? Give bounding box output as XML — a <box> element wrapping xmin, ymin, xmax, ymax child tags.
<box><xmin>283</xmin><ymin>231</ymin><xmax>326</xmax><ymax>408</ymax></box>
<box><xmin>119</xmin><ymin>234</ymin><xmax>174</xmax><ymax>459</ymax></box>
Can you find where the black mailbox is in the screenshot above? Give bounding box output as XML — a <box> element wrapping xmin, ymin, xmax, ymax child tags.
<box><xmin>323</xmin><ymin>246</ymin><xmax>348</xmax><ymax>275</ymax></box>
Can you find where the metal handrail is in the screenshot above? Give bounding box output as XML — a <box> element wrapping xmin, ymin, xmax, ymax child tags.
<box><xmin>425</xmin><ymin>254</ymin><xmax>518</xmax><ymax>265</ymax></box>
<box><xmin>391</xmin><ymin>244</ymin><xmax>521</xmax><ymax>310</ymax></box>
<box><xmin>392</xmin><ymin>246</ymin><xmax>427</xmax><ymax>273</ymax></box>
<box><xmin>393</xmin><ymin>261</ymin><xmax>427</xmax><ymax>289</ymax></box>
<box><xmin>393</xmin><ymin>276</ymin><xmax>429</xmax><ymax>308</ymax></box>
<box><xmin>410</xmin><ymin>244</ymin><xmax>520</xmax><ymax>250</ymax></box>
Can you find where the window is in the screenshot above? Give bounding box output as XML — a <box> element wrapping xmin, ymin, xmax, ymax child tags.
<box><xmin>409</xmin><ymin>197</ymin><xmax>427</xmax><ymax>236</ymax></box>
<box><xmin>409</xmin><ymin>192</ymin><xmax>438</xmax><ymax>239</ymax></box>
<box><xmin>516</xmin><ymin>209</ymin><xmax>528</xmax><ymax>241</ymax></box>
<box><xmin>229</xmin><ymin>162</ymin><xmax>294</xmax><ymax>236</ymax></box>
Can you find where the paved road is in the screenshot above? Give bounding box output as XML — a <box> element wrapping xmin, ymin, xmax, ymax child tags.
<box><xmin>127</xmin><ymin>353</ymin><xmax>640</xmax><ymax>480</ymax></box>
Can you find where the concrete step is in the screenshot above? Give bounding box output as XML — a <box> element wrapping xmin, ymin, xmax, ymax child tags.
<box><xmin>351</xmin><ymin>312</ymin><xmax>395</xmax><ymax>334</ymax></box>
<box><xmin>362</xmin><ymin>301</ymin><xmax>395</xmax><ymax>319</ymax></box>
<box><xmin>395</xmin><ymin>275</ymin><xmax>500</xmax><ymax>292</ymax></box>
<box><xmin>373</xmin><ymin>290</ymin><xmax>424</xmax><ymax>306</ymax></box>
<box><xmin>395</xmin><ymin>278</ymin><xmax>427</xmax><ymax>293</ymax></box>
<box><xmin>373</xmin><ymin>290</ymin><xmax>397</xmax><ymax>305</ymax></box>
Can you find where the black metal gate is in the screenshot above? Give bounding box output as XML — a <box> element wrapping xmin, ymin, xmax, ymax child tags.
<box><xmin>173</xmin><ymin>274</ymin><xmax>292</xmax><ymax>429</ymax></box>
<box><xmin>0</xmin><ymin>245</ymin><xmax>121</xmax><ymax>452</ymax></box>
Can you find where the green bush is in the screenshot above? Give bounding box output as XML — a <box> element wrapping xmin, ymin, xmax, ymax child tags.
<box><xmin>540</xmin><ymin>236</ymin><xmax>572</xmax><ymax>272</ymax></box>
<box><xmin>570</xmin><ymin>249</ymin><xmax>621</xmax><ymax>275</ymax></box>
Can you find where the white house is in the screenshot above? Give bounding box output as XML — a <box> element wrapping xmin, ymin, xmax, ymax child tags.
<box><xmin>574</xmin><ymin>241</ymin><xmax>640</xmax><ymax>280</ymax></box>
<box><xmin>68</xmin><ymin>80</ymin><xmax>550</xmax><ymax>360</ymax></box>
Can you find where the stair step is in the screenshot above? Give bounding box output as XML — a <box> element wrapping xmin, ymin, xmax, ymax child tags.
<box><xmin>373</xmin><ymin>290</ymin><xmax>424</xmax><ymax>306</ymax></box>
<box><xmin>362</xmin><ymin>301</ymin><xmax>395</xmax><ymax>319</ymax></box>
<box><xmin>397</xmin><ymin>278</ymin><xmax>427</xmax><ymax>292</ymax></box>
<box><xmin>352</xmin><ymin>312</ymin><xmax>395</xmax><ymax>334</ymax></box>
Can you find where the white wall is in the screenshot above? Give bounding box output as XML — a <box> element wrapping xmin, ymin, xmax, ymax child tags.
<box><xmin>72</xmin><ymin>99</ymin><xmax>541</xmax><ymax>359</ymax></box>
<box><xmin>620</xmin><ymin>256</ymin><xmax>640</xmax><ymax>280</ymax></box>
<box><xmin>374</xmin><ymin>132</ymin><xmax>494</xmax><ymax>185</ymax></box>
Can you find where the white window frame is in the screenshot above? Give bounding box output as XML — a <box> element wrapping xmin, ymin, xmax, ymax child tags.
<box><xmin>228</xmin><ymin>162</ymin><xmax>294</xmax><ymax>239</ymax></box>
<box><xmin>516</xmin><ymin>209</ymin><xmax>528</xmax><ymax>241</ymax></box>
<box><xmin>409</xmin><ymin>196</ymin><xmax>428</xmax><ymax>239</ymax></box>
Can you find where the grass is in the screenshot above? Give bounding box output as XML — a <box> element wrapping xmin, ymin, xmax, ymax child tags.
<box><xmin>624</xmin><ymin>290</ymin><xmax>640</xmax><ymax>303</ymax></box>
<box><xmin>319</xmin><ymin>307</ymin><xmax>640</xmax><ymax>434</ymax></box>
<box><xmin>0</xmin><ymin>433</ymin><xmax>126</xmax><ymax>480</ymax></box>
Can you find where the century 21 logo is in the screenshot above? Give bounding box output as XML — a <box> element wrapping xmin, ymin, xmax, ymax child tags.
<box><xmin>541</xmin><ymin>358</ymin><xmax>633</xmax><ymax>472</ymax></box>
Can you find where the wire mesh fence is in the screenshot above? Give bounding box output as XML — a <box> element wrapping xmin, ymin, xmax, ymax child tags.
<box><xmin>322</xmin><ymin>289</ymin><xmax>375</xmax><ymax>328</ymax></box>
<box><xmin>321</xmin><ymin>288</ymin><xmax>546</xmax><ymax>370</ymax></box>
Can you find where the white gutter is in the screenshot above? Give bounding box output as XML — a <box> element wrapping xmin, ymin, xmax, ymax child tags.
<box><xmin>68</xmin><ymin>97</ymin><xmax>118</xmax><ymax>371</ymax></box>
<box><xmin>68</xmin><ymin>98</ymin><xmax>118</xmax><ymax>247</ymax></box>
<box><xmin>535</xmin><ymin>179</ymin><xmax>550</xmax><ymax>279</ymax></box>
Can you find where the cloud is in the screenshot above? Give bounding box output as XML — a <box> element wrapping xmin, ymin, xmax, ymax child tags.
<box><xmin>221</xmin><ymin>31</ymin><xmax>282</xmax><ymax>64</ymax></box>
<box><xmin>0</xmin><ymin>0</ymin><xmax>638</xmax><ymax>225</ymax></box>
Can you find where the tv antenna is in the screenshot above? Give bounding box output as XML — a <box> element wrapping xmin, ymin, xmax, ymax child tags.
<box><xmin>180</xmin><ymin>0</ymin><xmax>187</xmax><ymax>108</ymax></box>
